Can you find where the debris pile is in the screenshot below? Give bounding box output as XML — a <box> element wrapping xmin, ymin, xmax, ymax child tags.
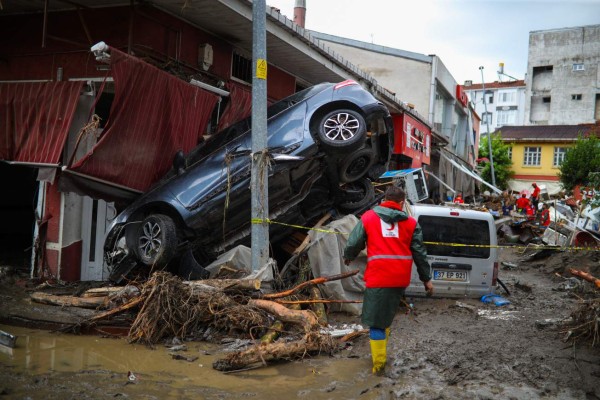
<box><xmin>27</xmin><ymin>268</ymin><xmax>365</xmax><ymax>371</ymax></box>
<box><xmin>128</xmin><ymin>272</ymin><xmax>269</xmax><ymax>344</ymax></box>
<box><xmin>563</xmin><ymin>297</ymin><xmax>600</xmax><ymax>347</ymax></box>
<box><xmin>562</xmin><ymin>269</ymin><xmax>600</xmax><ymax>347</ymax></box>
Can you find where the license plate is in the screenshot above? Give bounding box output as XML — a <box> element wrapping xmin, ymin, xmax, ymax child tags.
<box><xmin>433</xmin><ymin>270</ymin><xmax>468</xmax><ymax>282</ymax></box>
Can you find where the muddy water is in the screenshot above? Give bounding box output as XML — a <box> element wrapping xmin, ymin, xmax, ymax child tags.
<box><xmin>0</xmin><ymin>325</ymin><xmax>392</xmax><ymax>400</ymax></box>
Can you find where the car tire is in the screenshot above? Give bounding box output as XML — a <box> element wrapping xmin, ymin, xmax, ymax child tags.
<box><xmin>135</xmin><ymin>214</ymin><xmax>178</xmax><ymax>267</ymax></box>
<box><xmin>338</xmin><ymin>178</ymin><xmax>375</xmax><ymax>213</ymax></box>
<box><xmin>338</xmin><ymin>147</ymin><xmax>375</xmax><ymax>183</ymax></box>
<box><xmin>317</xmin><ymin>109</ymin><xmax>366</xmax><ymax>153</ymax></box>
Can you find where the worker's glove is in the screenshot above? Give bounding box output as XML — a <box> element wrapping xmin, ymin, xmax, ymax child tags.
<box><xmin>343</xmin><ymin>258</ymin><xmax>352</xmax><ymax>266</ymax></box>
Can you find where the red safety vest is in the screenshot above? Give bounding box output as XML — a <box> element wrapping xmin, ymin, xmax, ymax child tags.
<box><xmin>361</xmin><ymin>210</ymin><xmax>417</xmax><ymax>288</ymax></box>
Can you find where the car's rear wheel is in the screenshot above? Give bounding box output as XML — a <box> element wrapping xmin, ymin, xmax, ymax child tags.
<box><xmin>338</xmin><ymin>147</ymin><xmax>375</xmax><ymax>183</ymax></box>
<box><xmin>135</xmin><ymin>214</ymin><xmax>178</xmax><ymax>267</ymax></box>
<box><xmin>338</xmin><ymin>178</ymin><xmax>375</xmax><ymax>213</ymax></box>
<box><xmin>317</xmin><ymin>109</ymin><xmax>366</xmax><ymax>153</ymax></box>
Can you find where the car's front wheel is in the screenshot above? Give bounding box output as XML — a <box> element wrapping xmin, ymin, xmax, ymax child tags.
<box><xmin>317</xmin><ymin>109</ymin><xmax>366</xmax><ymax>153</ymax></box>
<box><xmin>135</xmin><ymin>214</ymin><xmax>178</xmax><ymax>267</ymax></box>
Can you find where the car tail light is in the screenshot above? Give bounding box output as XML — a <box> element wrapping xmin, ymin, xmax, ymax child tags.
<box><xmin>492</xmin><ymin>261</ymin><xmax>499</xmax><ymax>286</ymax></box>
<box><xmin>334</xmin><ymin>80</ymin><xmax>358</xmax><ymax>90</ymax></box>
<box><xmin>450</xmin><ymin>211</ymin><xmax>459</xmax><ymax>216</ymax></box>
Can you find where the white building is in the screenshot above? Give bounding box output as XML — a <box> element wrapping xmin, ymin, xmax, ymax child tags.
<box><xmin>463</xmin><ymin>80</ymin><xmax>527</xmax><ymax>134</ymax></box>
<box><xmin>525</xmin><ymin>24</ymin><xmax>600</xmax><ymax>125</ymax></box>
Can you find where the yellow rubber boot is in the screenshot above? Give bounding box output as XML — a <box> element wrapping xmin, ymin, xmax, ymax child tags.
<box><xmin>369</xmin><ymin>338</ymin><xmax>387</xmax><ymax>375</ymax></box>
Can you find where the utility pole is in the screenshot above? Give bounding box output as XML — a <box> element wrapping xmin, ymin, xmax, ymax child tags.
<box><xmin>479</xmin><ymin>66</ymin><xmax>496</xmax><ymax>187</ymax></box>
<box><xmin>250</xmin><ymin>0</ymin><xmax>269</xmax><ymax>272</ymax></box>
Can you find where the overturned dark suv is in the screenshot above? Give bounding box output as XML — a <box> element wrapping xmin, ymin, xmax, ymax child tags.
<box><xmin>104</xmin><ymin>80</ymin><xmax>393</xmax><ymax>277</ymax></box>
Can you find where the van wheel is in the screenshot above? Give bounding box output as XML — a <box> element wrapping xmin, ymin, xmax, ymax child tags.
<box><xmin>135</xmin><ymin>214</ymin><xmax>178</xmax><ymax>267</ymax></box>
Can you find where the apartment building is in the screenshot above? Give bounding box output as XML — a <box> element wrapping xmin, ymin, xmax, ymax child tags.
<box><xmin>463</xmin><ymin>80</ymin><xmax>526</xmax><ymax>134</ymax></box>
<box><xmin>525</xmin><ymin>24</ymin><xmax>600</xmax><ymax>125</ymax></box>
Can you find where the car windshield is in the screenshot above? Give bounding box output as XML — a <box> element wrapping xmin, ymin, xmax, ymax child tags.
<box><xmin>418</xmin><ymin>216</ymin><xmax>491</xmax><ymax>258</ymax></box>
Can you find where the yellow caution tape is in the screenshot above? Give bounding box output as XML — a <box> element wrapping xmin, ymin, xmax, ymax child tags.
<box><xmin>250</xmin><ymin>218</ymin><xmax>600</xmax><ymax>252</ymax></box>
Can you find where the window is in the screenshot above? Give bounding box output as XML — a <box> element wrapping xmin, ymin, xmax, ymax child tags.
<box><xmin>487</xmin><ymin>94</ymin><xmax>494</xmax><ymax>104</ymax></box>
<box><xmin>497</xmin><ymin>109</ymin><xmax>516</xmax><ymax>125</ymax></box>
<box><xmin>481</xmin><ymin>112</ymin><xmax>492</xmax><ymax>125</ymax></box>
<box><xmin>231</xmin><ymin>52</ymin><xmax>252</xmax><ymax>83</ymax></box>
<box><xmin>523</xmin><ymin>146</ymin><xmax>541</xmax><ymax>166</ymax></box>
<box><xmin>573</xmin><ymin>63</ymin><xmax>585</xmax><ymax>71</ymax></box>
<box><xmin>543</xmin><ymin>97</ymin><xmax>551</xmax><ymax>103</ymax></box>
<box><xmin>572</xmin><ymin>94</ymin><xmax>582</xmax><ymax>100</ymax></box>
<box><xmin>553</xmin><ymin>147</ymin><xmax>567</xmax><ymax>166</ymax></box>
<box><xmin>499</xmin><ymin>92</ymin><xmax>515</xmax><ymax>103</ymax></box>
<box><xmin>507</xmin><ymin>147</ymin><xmax>512</xmax><ymax>160</ymax></box>
<box><xmin>419</xmin><ymin>216</ymin><xmax>490</xmax><ymax>258</ymax></box>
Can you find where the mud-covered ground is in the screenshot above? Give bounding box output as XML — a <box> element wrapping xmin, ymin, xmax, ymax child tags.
<box><xmin>1</xmin><ymin>247</ymin><xmax>599</xmax><ymax>400</ymax></box>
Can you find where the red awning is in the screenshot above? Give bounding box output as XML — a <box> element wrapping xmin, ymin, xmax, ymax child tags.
<box><xmin>68</xmin><ymin>46</ymin><xmax>219</xmax><ymax>193</ymax></box>
<box><xmin>0</xmin><ymin>81</ymin><xmax>83</xmax><ymax>165</ymax></box>
<box><xmin>217</xmin><ymin>81</ymin><xmax>252</xmax><ymax>132</ymax></box>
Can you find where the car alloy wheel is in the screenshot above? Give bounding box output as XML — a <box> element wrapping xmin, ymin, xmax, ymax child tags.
<box><xmin>136</xmin><ymin>214</ymin><xmax>178</xmax><ymax>267</ymax></box>
<box><xmin>317</xmin><ymin>109</ymin><xmax>366</xmax><ymax>153</ymax></box>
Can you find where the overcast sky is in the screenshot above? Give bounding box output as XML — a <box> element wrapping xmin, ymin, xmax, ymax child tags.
<box><xmin>266</xmin><ymin>0</ymin><xmax>600</xmax><ymax>84</ymax></box>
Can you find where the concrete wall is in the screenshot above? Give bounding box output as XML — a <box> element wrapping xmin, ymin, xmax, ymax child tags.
<box><xmin>320</xmin><ymin>41</ymin><xmax>433</xmax><ymax>116</ymax></box>
<box><xmin>525</xmin><ymin>25</ymin><xmax>600</xmax><ymax>125</ymax></box>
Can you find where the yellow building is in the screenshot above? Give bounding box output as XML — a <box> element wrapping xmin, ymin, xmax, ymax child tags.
<box><xmin>497</xmin><ymin>125</ymin><xmax>596</xmax><ymax>195</ymax></box>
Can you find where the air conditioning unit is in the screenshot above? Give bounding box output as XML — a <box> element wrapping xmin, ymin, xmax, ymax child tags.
<box><xmin>379</xmin><ymin>168</ymin><xmax>429</xmax><ymax>204</ymax></box>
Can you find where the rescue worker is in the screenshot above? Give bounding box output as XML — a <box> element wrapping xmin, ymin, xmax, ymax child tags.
<box><xmin>540</xmin><ymin>203</ymin><xmax>551</xmax><ymax>227</ymax></box>
<box><xmin>343</xmin><ymin>186</ymin><xmax>433</xmax><ymax>375</ymax></box>
<box><xmin>531</xmin><ymin>183</ymin><xmax>541</xmax><ymax>211</ymax></box>
<box><xmin>515</xmin><ymin>193</ymin><xmax>530</xmax><ymax>212</ymax></box>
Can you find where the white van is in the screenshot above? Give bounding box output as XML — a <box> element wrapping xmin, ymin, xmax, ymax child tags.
<box><xmin>405</xmin><ymin>204</ymin><xmax>499</xmax><ymax>298</ymax></box>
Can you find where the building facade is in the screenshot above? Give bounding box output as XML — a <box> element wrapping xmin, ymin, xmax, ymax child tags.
<box><xmin>0</xmin><ymin>0</ymin><xmax>432</xmax><ymax>282</ymax></box>
<box><xmin>463</xmin><ymin>80</ymin><xmax>526</xmax><ymax>135</ymax></box>
<box><xmin>498</xmin><ymin>124</ymin><xmax>597</xmax><ymax>194</ymax></box>
<box><xmin>525</xmin><ymin>24</ymin><xmax>600</xmax><ymax>125</ymax></box>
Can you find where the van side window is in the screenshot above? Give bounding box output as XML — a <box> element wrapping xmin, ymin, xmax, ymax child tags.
<box><xmin>418</xmin><ymin>216</ymin><xmax>491</xmax><ymax>258</ymax></box>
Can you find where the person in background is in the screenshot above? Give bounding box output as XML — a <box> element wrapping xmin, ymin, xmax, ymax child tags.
<box><xmin>540</xmin><ymin>203</ymin><xmax>551</xmax><ymax>227</ymax></box>
<box><xmin>343</xmin><ymin>186</ymin><xmax>433</xmax><ymax>375</ymax></box>
<box><xmin>454</xmin><ymin>193</ymin><xmax>464</xmax><ymax>204</ymax></box>
<box><xmin>531</xmin><ymin>183</ymin><xmax>541</xmax><ymax>211</ymax></box>
<box><xmin>501</xmin><ymin>190</ymin><xmax>514</xmax><ymax>215</ymax></box>
<box><xmin>515</xmin><ymin>193</ymin><xmax>530</xmax><ymax>213</ymax></box>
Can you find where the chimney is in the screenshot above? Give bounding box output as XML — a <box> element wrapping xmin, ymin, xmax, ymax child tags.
<box><xmin>294</xmin><ymin>0</ymin><xmax>306</xmax><ymax>28</ymax></box>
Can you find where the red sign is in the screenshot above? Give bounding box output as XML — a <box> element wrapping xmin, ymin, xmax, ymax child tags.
<box><xmin>392</xmin><ymin>113</ymin><xmax>431</xmax><ymax>167</ymax></box>
<box><xmin>456</xmin><ymin>85</ymin><xmax>468</xmax><ymax>107</ymax></box>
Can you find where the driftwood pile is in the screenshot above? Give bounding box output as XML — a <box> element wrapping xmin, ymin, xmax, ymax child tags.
<box><xmin>563</xmin><ymin>268</ymin><xmax>600</xmax><ymax>347</ymax></box>
<box><xmin>30</xmin><ymin>269</ymin><xmax>365</xmax><ymax>371</ymax></box>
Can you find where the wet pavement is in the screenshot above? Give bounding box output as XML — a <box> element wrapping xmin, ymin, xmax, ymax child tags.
<box><xmin>0</xmin><ymin>325</ymin><xmax>389</xmax><ymax>400</ymax></box>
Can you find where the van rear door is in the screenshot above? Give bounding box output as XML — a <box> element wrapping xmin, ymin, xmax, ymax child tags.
<box><xmin>406</xmin><ymin>209</ymin><xmax>497</xmax><ymax>298</ymax></box>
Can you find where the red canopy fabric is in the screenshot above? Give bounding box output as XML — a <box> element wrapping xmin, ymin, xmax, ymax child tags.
<box><xmin>216</xmin><ymin>81</ymin><xmax>252</xmax><ymax>132</ymax></box>
<box><xmin>0</xmin><ymin>81</ymin><xmax>83</xmax><ymax>165</ymax></box>
<box><xmin>69</xmin><ymin>47</ymin><xmax>219</xmax><ymax>192</ymax></box>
